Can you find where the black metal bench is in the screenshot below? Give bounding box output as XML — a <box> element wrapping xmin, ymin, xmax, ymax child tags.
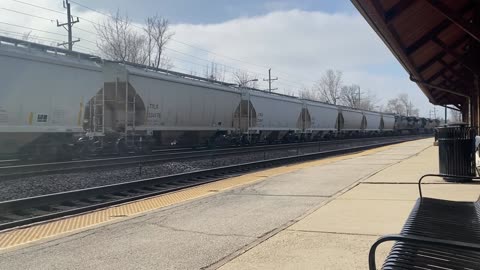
<box><xmin>369</xmin><ymin>174</ymin><xmax>480</xmax><ymax>269</ymax></box>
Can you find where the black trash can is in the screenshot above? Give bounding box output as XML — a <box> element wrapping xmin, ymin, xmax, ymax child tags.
<box><xmin>437</xmin><ymin>125</ymin><xmax>477</xmax><ymax>181</ymax></box>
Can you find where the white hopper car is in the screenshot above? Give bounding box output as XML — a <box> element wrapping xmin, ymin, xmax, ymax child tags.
<box><xmin>0</xmin><ymin>37</ymin><xmax>104</xmax><ymax>159</ymax></box>
<box><xmin>304</xmin><ymin>101</ymin><xmax>338</xmax><ymax>139</ymax></box>
<box><xmin>0</xmin><ymin>36</ymin><xmax>433</xmax><ymax>160</ymax></box>
<box><xmin>338</xmin><ymin>107</ymin><xmax>365</xmax><ymax>132</ymax></box>
<box><xmin>244</xmin><ymin>90</ymin><xmax>303</xmax><ymax>143</ymax></box>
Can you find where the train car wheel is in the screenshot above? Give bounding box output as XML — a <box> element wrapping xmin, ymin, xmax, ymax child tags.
<box><xmin>56</xmin><ymin>145</ymin><xmax>73</xmax><ymax>161</ymax></box>
<box><xmin>116</xmin><ymin>140</ymin><xmax>128</xmax><ymax>156</ymax></box>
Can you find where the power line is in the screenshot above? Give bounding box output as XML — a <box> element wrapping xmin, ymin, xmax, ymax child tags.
<box><xmin>11</xmin><ymin>0</ymin><xmax>65</xmax><ymax>15</ymax></box>
<box><xmin>65</xmin><ymin>1</ymin><xmax>279</xmax><ymax>72</ymax></box>
<box><xmin>0</xmin><ymin>7</ymin><xmax>55</xmax><ymax>22</ymax></box>
<box><xmin>69</xmin><ymin>0</ymin><xmax>109</xmax><ymax>16</ymax></box>
<box><xmin>0</xmin><ymin>27</ymin><xmax>301</xmax><ymax>89</ymax></box>
<box><xmin>74</xmin><ymin>26</ymin><xmax>97</xmax><ymax>35</ymax></box>
<box><xmin>0</xmin><ymin>29</ymin><xmax>97</xmax><ymax>54</ymax></box>
<box><xmin>0</xmin><ymin>21</ymin><xmax>97</xmax><ymax>44</ymax></box>
<box><xmin>11</xmin><ymin>0</ymin><xmax>318</xmax><ymax>87</ymax></box>
<box><xmin>164</xmin><ymin>47</ymin><xmax>266</xmax><ymax>78</ymax></box>
<box><xmin>8</xmin><ymin>0</ymin><xmax>102</xmax><ymax>29</ymax></box>
<box><xmin>0</xmin><ymin>21</ymin><xmax>68</xmax><ymax>37</ymax></box>
<box><xmin>1</xmin><ymin>7</ymin><xmax>97</xmax><ymax>36</ymax></box>
<box><xmin>5</xmin><ymin>0</ymin><xmax>309</xmax><ymax>90</ymax></box>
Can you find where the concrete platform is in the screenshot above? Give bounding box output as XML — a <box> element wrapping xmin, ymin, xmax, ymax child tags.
<box><xmin>220</xmin><ymin>140</ymin><xmax>480</xmax><ymax>270</ymax></box>
<box><xmin>0</xmin><ymin>138</ymin><xmax>470</xmax><ymax>270</ymax></box>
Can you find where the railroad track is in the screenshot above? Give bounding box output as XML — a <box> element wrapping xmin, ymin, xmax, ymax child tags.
<box><xmin>0</xmin><ymin>135</ymin><xmax>426</xmax><ymax>179</ymax></box>
<box><xmin>0</xmin><ymin>135</ymin><xmax>429</xmax><ymax>231</ymax></box>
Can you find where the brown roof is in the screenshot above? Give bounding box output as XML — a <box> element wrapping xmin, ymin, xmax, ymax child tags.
<box><xmin>351</xmin><ymin>0</ymin><xmax>480</xmax><ymax>109</ymax></box>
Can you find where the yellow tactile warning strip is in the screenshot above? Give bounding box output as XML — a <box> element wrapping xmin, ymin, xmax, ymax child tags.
<box><xmin>0</xmin><ymin>142</ymin><xmax>407</xmax><ymax>250</ymax></box>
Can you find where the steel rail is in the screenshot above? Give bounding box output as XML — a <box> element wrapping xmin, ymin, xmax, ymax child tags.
<box><xmin>0</xmin><ymin>135</ymin><xmax>429</xmax><ymax>180</ymax></box>
<box><xmin>0</xmin><ymin>136</ymin><xmax>426</xmax><ymax>231</ymax></box>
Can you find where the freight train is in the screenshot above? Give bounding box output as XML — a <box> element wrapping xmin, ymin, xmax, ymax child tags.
<box><xmin>0</xmin><ymin>36</ymin><xmax>438</xmax><ymax>160</ymax></box>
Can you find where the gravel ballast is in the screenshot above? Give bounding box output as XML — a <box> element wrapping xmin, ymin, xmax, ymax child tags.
<box><xmin>0</xmin><ymin>138</ymin><xmax>412</xmax><ymax>201</ymax></box>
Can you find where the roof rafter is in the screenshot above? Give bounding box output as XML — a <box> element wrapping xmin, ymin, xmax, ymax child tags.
<box><xmin>405</xmin><ymin>3</ymin><xmax>474</xmax><ymax>55</ymax></box>
<box><xmin>417</xmin><ymin>52</ymin><xmax>446</xmax><ymax>73</ymax></box>
<box><xmin>427</xmin><ymin>60</ymin><xmax>462</xmax><ymax>84</ymax></box>
<box><xmin>433</xmin><ymin>36</ymin><xmax>478</xmax><ymax>74</ymax></box>
<box><xmin>406</xmin><ymin>20</ymin><xmax>450</xmax><ymax>55</ymax></box>
<box><xmin>417</xmin><ymin>35</ymin><xmax>469</xmax><ymax>73</ymax></box>
<box><xmin>425</xmin><ymin>0</ymin><xmax>480</xmax><ymax>42</ymax></box>
<box><xmin>385</xmin><ymin>0</ymin><xmax>415</xmax><ymax>24</ymax></box>
<box><xmin>438</xmin><ymin>59</ymin><xmax>470</xmax><ymax>82</ymax></box>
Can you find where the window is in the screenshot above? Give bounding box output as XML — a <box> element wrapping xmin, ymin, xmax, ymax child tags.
<box><xmin>37</xmin><ymin>114</ymin><xmax>48</xmax><ymax>123</ymax></box>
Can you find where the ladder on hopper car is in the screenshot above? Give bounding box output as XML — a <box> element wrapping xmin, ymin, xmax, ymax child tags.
<box><xmin>87</xmin><ymin>78</ymin><xmax>136</xmax><ymax>138</ymax></box>
<box><xmin>87</xmin><ymin>78</ymin><xmax>137</xmax><ymax>153</ymax></box>
<box><xmin>125</xmin><ymin>88</ymin><xmax>137</xmax><ymax>147</ymax></box>
<box><xmin>91</xmin><ymin>88</ymin><xmax>105</xmax><ymax>136</ymax></box>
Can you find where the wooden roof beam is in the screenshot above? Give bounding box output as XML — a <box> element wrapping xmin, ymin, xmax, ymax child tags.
<box><xmin>432</xmin><ymin>89</ymin><xmax>447</xmax><ymax>100</ymax></box>
<box><xmin>418</xmin><ymin>35</ymin><xmax>470</xmax><ymax>73</ymax></box>
<box><xmin>425</xmin><ymin>0</ymin><xmax>480</xmax><ymax>43</ymax></box>
<box><xmin>439</xmin><ymin>75</ymin><xmax>469</xmax><ymax>93</ymax></box>
<box><xmin>406</xmin><ymin>20</ymin><xmax>451</xmax><ymax>55</ymax></box>
<box><xmin>385</xmin><ymin>0</ymin><xmax>415</xmax><ymax>24</ymax></box>
<box><xmin>433</xmin><ymin>36</ymin><xmax>479</xmax><ymax>75</ymax></box>
<box><xmin>427</xmin><ymin>66</ymin><xmax>448</xmax><ymax>83</ymax></box>
<box><xmin>405</xmin><ymin>3</ymin><xmax>474</xmax><ymax>55</ymax></box>
<box><xmin>438</xmin><ymin>59</ymin><xmax>471</xmax><ymax>83</ymax></box>
<box><xmin>427</xmin><ymin>59</ymin><xmax>465</xmax><ymax>84</ymax></box>
<box><xmin>418</xmin><ymin>52</ymin><xmax>446</xmax><ymax>73</ymax></box>
<box><xmin>411</xmin><ymin>77</ymin><xmax>472</xmax><ymax>124</ymax></box>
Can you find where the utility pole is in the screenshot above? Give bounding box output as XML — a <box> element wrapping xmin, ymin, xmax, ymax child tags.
<box><xmin>357</xmin><ymin>87</ymin><xmax>361</xmax><ymax>109</ymax></box>
<box><xmin>263</xmin><ymin>68</ymin><xmax>278</xmax><ymax>92</ymax></box>
<box><xmin>57</xmin><ymin>0</ymin><xmax>80</xmax><ymax>50</ymax></box>
<box><xmin>429</xmin><ymin>107</ymin><xmax>437</xmax><ymax>119</ymax></box>
<box><xmin>444</xmin><ymin>106</ymin><xmax>447</xmax><ymax>124</ymax></box>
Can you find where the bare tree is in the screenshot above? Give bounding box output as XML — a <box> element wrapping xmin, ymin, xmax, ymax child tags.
<box><xmin>22</xmin><ymin>31</ymin><xmax>33</xmax><ymax>41</ymax></box>
<box><xmin>144</xmin><ymin>15</ymin><xmax>174</xmax><ymax>69</ymax></box>
<box><xmin>96</xmin><ymin>10</ymin><xmax>147</xmax><ymax>64</ymax></box>
<box><xmin>339</xmin><ymin>84</ymin><xmax>378</xmax><ymax>110</ymax></box>
<box><xmin>339</xmin><ymin>84</ymin><xmax>361</xmax><ymax>108</ymax></box>
<box><xmin>398</xmin><ymin>94</ymin><xmax>418</xmax><ymax>116</ymax></box>
<box><xmin>204</xmin><ymin>62</ymin><xmax>225</xmax><ymax>81</ymax></box>
<box><xmin>233</xmin><ymin>70</ymin><xmax>258</xmax><ymax>88</ymax></box>
<box><xmin>376</xmin><ymin>104</ymin><xmax>385</xmax><ymax>112</ymax></box>
<box><xmin>385</xmin><ymin>94</ymin><xmax>419</xmax><ymax>116</ymax></box>
<box><xmin>312</xmin><ymin>69</ymin><xmax>343</xmax><ymax>104</ymax></box>
<box><xmin>283</xmin><ymin>89</ymin><xmax>297</xmax><ymax>97</ymax></box>
<box><xmin>385</xmin><ymin>98</ymin><xmax>405</xmax><ymax>115</ymax></box>
<box><xmin>299</xmin><ymin>86</ymin><xmax>320</xmax><ymax>100</ymax></box>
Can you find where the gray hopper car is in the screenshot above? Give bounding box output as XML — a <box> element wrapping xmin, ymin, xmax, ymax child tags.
<box><xmin>0</xmin><ymin>36</ymin><xmax>437</xmax><ymax>160</ymax></box>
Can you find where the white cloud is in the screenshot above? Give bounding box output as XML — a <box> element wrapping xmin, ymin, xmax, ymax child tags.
<box><xmin>170</xmin><ymin>9</ymin><xmax>435</xmax><ymax>115</ymax></box>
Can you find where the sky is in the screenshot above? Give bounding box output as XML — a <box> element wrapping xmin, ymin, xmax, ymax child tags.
<box><xmin>0</xmin><ymin>0</ymin><xmax>446</xmax><ymax>118</ymax></box>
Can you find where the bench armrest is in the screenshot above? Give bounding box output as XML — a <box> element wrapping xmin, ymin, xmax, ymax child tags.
<box><xmin>369</xmin><ymin>234</ymin><xmax>480</xmax><ymax>270</ymax></box>
<box><xmin>418</xmin><ymin>174</ymin><xmax>480</xmax><ymax>198</ymax></box>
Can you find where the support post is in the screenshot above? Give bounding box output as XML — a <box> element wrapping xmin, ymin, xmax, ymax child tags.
<box><xmin>444</xmin><ymin>106</ymin><xmax>447</xmax><ymax>125</ymax></box>
<box><xmin>476</xmin><ymin>75</ymin><xmax>480</xmax><ymax>127</ymax></box>
<box><xmin>56</xmin><ymin>0</ymin><xmax>80</xmax><ymax>50</ymax></box>
<box><xmin>410</xmin><ymin>76</ymin><xmax>472</xmax><ymax>126</ymax></box>
<box><xmin>263</xmin><ymin>68</ymin><xmax>278</xmax><ymax>92</ymax></box>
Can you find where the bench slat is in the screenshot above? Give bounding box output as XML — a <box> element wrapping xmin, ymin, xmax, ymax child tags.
<box><xmin>373</xmin><ymin>198</ymin><xmax>480</xmax><ymax>269</ymax></box>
